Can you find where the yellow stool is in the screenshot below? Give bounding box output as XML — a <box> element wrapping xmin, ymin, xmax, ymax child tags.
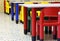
<box><xmin>19</xmin><ymin>6</ymin><xmax>24</xmax><ymax>23</ymax></box>
<box><xmin>24</xmin><ymin>2</ymin><xmax>33</xmax><ymax>4</ymax></box>
<box><xmin>36</xmin><ymin>11</ymin><xmax>41</xmax><ymax>17</ymax></box>
<box><xmin>39</xmin><ymin>1</ymin><xmax>49</xmax><ymax>4</ymax></box>
<box><xmin>6</xmin><ymin>1</ymin><xmax>11</xmax><ymax>15</ymax></box>
<box><xmin>30</xmin><ymin>11</ymin><xmax>41</xmax><ymax>17</ymax></box>
<box><xmin>19</xmin><ymin>2</ymin><xmax>33</xmax><ymax>23</ymax></box>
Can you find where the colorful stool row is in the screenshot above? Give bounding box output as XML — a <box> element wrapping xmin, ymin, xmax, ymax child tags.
<box><xmin>10</xmin><ymin>1</ymin><xmax>57</xmax><ymax>23</ymax></box>
<box><xmin>11</xmin><ymin>2</ymin><xmax>57</xmax><ymax>36</ymax></box>
<box><xmin>10</xmin><ymin>1</ymin><xmax>60</xmax><ymax>40</ymax></box>
<box><xmin>11</xmin><ymin>1</ymin><xmax>50</xmax><ymax>24</ymax></box>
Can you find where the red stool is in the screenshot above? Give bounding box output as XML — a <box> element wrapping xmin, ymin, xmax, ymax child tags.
<box><xmin>39</xmin><ymin>7</ymin><xmax>60</xmax><ymax>41</ymax></box>
<box><xmin>24</xmin><ymin>7</ymin><xmax>28</xmax><ymax>35</ymax></box>
<box><xmin>50</xmin><ymin>2</ymin><xmax>60</xmax><ymax>3</ymax></box>
<box><xmin>36</xmin><ymin>20</ymin><xmax>40</xmax><ymax>40</ymax></box>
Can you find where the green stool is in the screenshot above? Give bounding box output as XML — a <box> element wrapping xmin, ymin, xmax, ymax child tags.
<box><xmin>27</xmin><ymin>8</ymin><xmax>31</xmax><ymax>32</ymax></box>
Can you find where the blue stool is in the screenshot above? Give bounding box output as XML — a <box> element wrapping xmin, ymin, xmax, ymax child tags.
<box><xmin>15</xmin><ymin>3</ymin><xmax>19</xmax><ymax>24</ymax></box>
<box><xmin>11</xmin><ymin>3</ymin><xmax>14</xmax><ymax>21</ymax></box>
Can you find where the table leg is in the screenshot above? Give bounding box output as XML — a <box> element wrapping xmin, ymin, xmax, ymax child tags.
<box><xmin>11</xmin><ymin>3</ymin><xmax>14</xmax><ymax>21</ymax></box>
<box><xmin>32</xmin><ymin>8</ymin><xmax>36</xmax><ymax>41</ymax></box>
<box><xmin>24</xmin><ymin>7</ymin><xmax>27</xmax><ymax>35</ymax></box>
<box><xmin>15</xmin><ymin>3</ymin><xmax>19</xmax><ymax>24</ymax></box>
<box><xmin>53</xmin><ymin>26</ymin><xmax>57</xmax><ymax>40</ymax></box>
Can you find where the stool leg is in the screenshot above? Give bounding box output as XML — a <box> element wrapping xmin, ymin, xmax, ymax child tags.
<box><xmin>24</xmin><ymin>7</ymin><xmax>28</xmax><ymax>35</ymax></box>
<box><xmin>49</xmin><ymin>26</ymin><xmax>52</xmax><ymax>34</ymax></box>
<box><xmin>37</xmin><ymin>21</ymin><xmax>40</xmax><ymax>40</ymax></box>
<box><xmin>45</xmin><ymin>26</ymin><xmax>48</xmax><ymax>34</ymax></box>
<box><xmin>39</xmin><ymin>10</ymin><xmax>44</xmax><ymax>41</ymax></box>
<box><xmin>40</xmin><ymin>20</ymin><xmax>44</xmax><ymax>41</ymax></box>
<box><xmin>32</xmin><ymin>8</ymin><xmax>36</xmax><ymax>41</ymax></box>
<box><xmin>57</xmin><ymin>25</ymin><xmax>60</xmax><ymax>41</ymax></box>
<box><xmin>53</xmin><ymin>26</ymin><xmax>57</xmax><ymax>40</ymax></box>
<box><xmin>15</xmin><ymin>3</ymin><xmax>19</xmax><ymax>24</ymax></box>
<box><xmin>27</xmin><ymin>20</ymin><xmax>31</xmax><ymax>32</ymax></box>
<box><xmin>27</xmin><ymin>8</ymin><xmax>31</xmax><ymax>32</ymax></box>
<box><xmin>11</xmin><ymin>3</ymin><xmax>14</xmax><ymax>21</ymax></box>
<box><xmin>40</xmin><ymin>26</ymin><xmax>44</xmax><ymax>41</ymax></box>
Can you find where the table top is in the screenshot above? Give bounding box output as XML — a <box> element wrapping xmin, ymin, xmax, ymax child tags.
<box><xmin>19</xmin><ymin>4</ymin><xmax>60</xmax><ymax>8</ymax></box>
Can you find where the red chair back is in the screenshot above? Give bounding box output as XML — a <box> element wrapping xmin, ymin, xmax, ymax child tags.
<box><xmin>40</xmin><ymin>7</ymin><xmax>59</xmax><ymax>26</ymax></box>
<box><xmin>43</xmin><ymin>7</ymin><xmax>59</xmax><ymax>17</ymax></box>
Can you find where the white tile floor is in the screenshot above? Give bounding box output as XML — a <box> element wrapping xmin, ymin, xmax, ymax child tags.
<box><xmin>0</xmin><ymin>13</ymin><xmax>31</xmax><ymax>41</ymax></box>
<box><xmin>0</xmin><ymin>13</ymin><xmax>57</xmax><ymax>41</ymax></box>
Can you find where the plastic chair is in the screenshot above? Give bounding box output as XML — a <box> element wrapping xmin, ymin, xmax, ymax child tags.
<box><xmin>39</xmin><ymin>7</ymin><xmax>60</xmax><ymax>41</ymax></box>
<box><xmin>40</xmin><ymin>1</ymin><xmax>52</xmax><ymax>34</ymax></box>
<box><xmin>34</xmin><ymin>2</ymin><xmax>51</xmax><ymax>40</ymax></box>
